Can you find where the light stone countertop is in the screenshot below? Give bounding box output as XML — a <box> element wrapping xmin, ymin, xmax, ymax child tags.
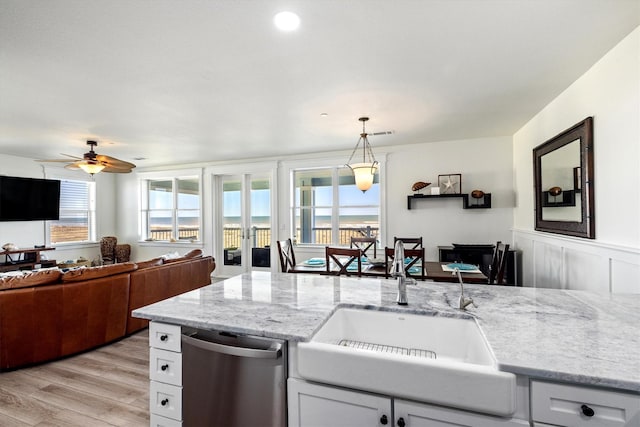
<box><xmin>133</xmin><ymin>271</ymin><xmax>640</xmax><ymax>393</ymax></box>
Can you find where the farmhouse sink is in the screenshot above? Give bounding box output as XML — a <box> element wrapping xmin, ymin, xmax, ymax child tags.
<box><xmin>297</xmin><ymin>308</ymin><xmax>516</xmax><ymax>416</ymax></box>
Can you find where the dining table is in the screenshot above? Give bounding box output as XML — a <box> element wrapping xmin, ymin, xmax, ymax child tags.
<box><xmin>293</xmin><ymin>257</ymin><xmax>489</xmax><ymax>284</ymax></box>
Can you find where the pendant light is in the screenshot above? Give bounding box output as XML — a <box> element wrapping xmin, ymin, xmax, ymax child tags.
<box><xmin>346</xmin><ymin>117</ymin><xmax>379</xmax><ymax>193</ymax></box>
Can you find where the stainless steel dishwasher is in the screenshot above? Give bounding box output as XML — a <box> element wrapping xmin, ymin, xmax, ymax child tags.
<box><xmin>181</xmin><ymin>328</ymin><xmax>287</xmax><ymax>427</ymax></box>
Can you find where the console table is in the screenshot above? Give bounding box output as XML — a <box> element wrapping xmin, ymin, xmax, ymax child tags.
<box><xmin>438</xmin><ymin>245</ymin><xmax>518</xmax><ymax>285</ymax></box>
<box><xmin>0</xmin><ymin>247</ymin><xmax>56</xmax><ymax>272</ymax></box>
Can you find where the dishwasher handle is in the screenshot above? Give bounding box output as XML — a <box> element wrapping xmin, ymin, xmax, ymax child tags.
<box><xmin>182</xmin><ymin>333</ymin><xmax>282</xmax><ymax>359</ymax></box>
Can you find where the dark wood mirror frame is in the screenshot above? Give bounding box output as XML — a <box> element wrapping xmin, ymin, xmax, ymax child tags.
<box><xmin>533</xmin><ymin>117</ymin><xmax>595</xmax><ymax>239</ymax></box>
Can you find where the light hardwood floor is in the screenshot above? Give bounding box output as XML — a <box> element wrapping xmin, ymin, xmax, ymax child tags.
<box><xmin>0</xmin><ymin>331</ymin><xmax>149</xmax><ymax>426</ymax></box>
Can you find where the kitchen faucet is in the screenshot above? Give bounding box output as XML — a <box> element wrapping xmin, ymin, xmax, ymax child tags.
<box><xmin>390</xmin><ymin>240</ymin><xmax>415</xmax><ymax>305</ymax></box>
<box><xmin>454</xmin><ymin>268</ymin><xmax>477</xmax><ymax>311</ymax></box>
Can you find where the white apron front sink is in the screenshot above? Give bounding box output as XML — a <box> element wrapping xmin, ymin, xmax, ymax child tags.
<box><xmin>297</xmin><ymin>308</ymin><xmax>516</xmax><ymax>417</ymax></box>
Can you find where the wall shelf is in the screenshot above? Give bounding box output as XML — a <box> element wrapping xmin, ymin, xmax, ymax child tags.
<box><xmin>407</xmin><ymin>193</ymin><xmax>491</xmax><ymax>210</ymax></box>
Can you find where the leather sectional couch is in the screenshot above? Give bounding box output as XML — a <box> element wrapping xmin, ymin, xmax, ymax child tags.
<box><xmin>0</xmin><ymin>251</ymin><xmax>215</xmax><ymax>370</ymax></box>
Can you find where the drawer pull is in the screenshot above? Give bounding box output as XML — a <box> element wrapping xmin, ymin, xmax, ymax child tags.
<box><xmin>161</xmin><ymin>398</ymin><xmax>169</xmax><ymax>406</ymax></box>
<box><xmin>581</xmin><ymin>404</ymin><xmax>595</xmax><ymax>417</ymax></box>
<box><xmin>161</xmin><ymin>364</ymin><xmax>169</xmax><ymax>371</ymax></box>
<box><xmin>160</xmin><ymin>334</ymin><xmax>169</xmax><ymax>342</ymax></box>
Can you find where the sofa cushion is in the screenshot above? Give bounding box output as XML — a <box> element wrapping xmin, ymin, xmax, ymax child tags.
<box><xmin>61</xmin><ymin>262</ymin><xmax>137</xmax><ymax>282</ymax></box>
<box><xmin>0</xmin><ymin>269</ymin><xmax>62</xmax><ymax>290</ymax></box>
<box><xmin>135</xmin><ymin>257</ymin><xmax>164</xmax><ymax>270</ymax></box>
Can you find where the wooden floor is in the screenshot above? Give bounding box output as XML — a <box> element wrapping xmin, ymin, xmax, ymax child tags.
<box><xmin>0</xmin><ymin>331</ymin><xmax>149</xmax><ymax>426</ymax></box>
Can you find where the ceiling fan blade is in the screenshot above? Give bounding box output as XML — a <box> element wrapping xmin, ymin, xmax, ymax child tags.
<box><xmin>61</xmin><ymin>153</ymin><xmax>84</xmax><ymax>160</ymax></box>
<box><xmin>64</xmin><ymin>162</ymin><xmax>82</xmax><ymax>170</ymax></box>
<box><xmin>95</xmin><ymin>154</ymin><xmax>136</xmax><ymax>169</ymax></box>
<box><xmin>102</xmin><ymin>166</ymin><xmax>134</xmax><ymax>173</ymax></box>
<box><xmin>36</xmin><ymin>159</ymin><xmax>75</xmax><ymax>163</ymax></box>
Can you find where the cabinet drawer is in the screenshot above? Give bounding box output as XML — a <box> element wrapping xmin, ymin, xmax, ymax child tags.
<box><xmin>150</xmin><ymin>380</ymin><xmax>182</xmax><ymax>421</ymax></box>
<box><xmin>149</xmin><ymin>322</ymin><xmax>181</xmax><ymax>352</ymax></box>
<box><xmin>150</xmin><ymin>347</ymin><xmax>183</xmax><ymax>386</ymax></box>
<box><xmin>531</xmin><ymin>380</ymin><xmax>639</xmax><ymax>427</ymax></box>
<box><xmin>150</xmin><ymin>413</ymin><xmax>182</xmax><ymax>427</ymax></box>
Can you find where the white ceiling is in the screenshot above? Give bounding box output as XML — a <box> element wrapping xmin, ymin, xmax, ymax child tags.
<box><xmin>1</xmin><ymin>0</ymin><xmax>638</xmax><ymax>169</ymax></box>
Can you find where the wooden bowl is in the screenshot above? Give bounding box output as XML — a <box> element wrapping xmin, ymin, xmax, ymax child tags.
<box><xmin>471</xmin><ymin>190</ymin><xmax>485</xmax><ymax>199</ymax></box>
<box><xmin>548</xmin><ymin>186</ymin><xmax>563</xmax><ymax>196</ymax></box>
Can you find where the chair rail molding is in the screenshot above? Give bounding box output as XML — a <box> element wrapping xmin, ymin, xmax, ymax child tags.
<box><xmin>512</xmin><ymin>228</ymin><xmax>639</xmax><ymax>294</ymax></box>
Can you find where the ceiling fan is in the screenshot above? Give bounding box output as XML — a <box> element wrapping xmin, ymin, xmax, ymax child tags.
<box><xmin>37</xmin><ymin>140</ymin><xmax>136</xmax><ymax>175</ymax></box>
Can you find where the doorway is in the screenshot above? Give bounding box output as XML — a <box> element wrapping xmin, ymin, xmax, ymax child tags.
<box><xmin>217</xmin><ymin>173</ymin><xmax>272</xmax><ymax>277</ymax></box>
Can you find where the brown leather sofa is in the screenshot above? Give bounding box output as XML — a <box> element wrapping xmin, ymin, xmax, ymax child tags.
<box><xmin>0</xmin><ymin>253</ymin><xmax>215</xmax><ymax>370</ymax></box>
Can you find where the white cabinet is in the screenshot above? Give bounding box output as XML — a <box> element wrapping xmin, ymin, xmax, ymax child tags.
<box><xmin>531</xmin><ymin>380</ymin><xmax>640</xmax><ymax>427</ymax></box>
<box><xmin>149</xmin><ymin>322</ymin><xmax>183</xmax><ymax>427</ymax></box>
<box><xmin>288</xmin><ymin>379</ymin><xmax>528</xmax><ymax>427</ymax></box>
<box><xmin>394</xmin><ymin>399</ymin><xmax>529</xmax><ymax>427</ymax></box>
<box><xmin>288</xmin><ymin>379</ymin><xmax>392</xmax><ymax>427</ymax></box>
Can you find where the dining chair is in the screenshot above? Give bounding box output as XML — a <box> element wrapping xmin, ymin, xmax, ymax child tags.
<box><xmin>276</xmin><ymin>238</ymin><xmax>298</xmax><ymax>273</ymax></box>
<box><xmin>325</xmin><ymin>247</ymin><xmax>362</xmax><ymax>276</ymax></box>
<box><xmin>393</xmin><ymin>237</ymin><xmax>423</xmax><ymax>250</ymax></box>
<box><xmin>384</xmin><ymin>246</ymin><xmax>425</xmax><ymax>279</ymax></box>
<box><xmin>350</xmin><ymin>236</ymin><xmax>377</xmax><ymax>259</ymax></box>
<box><xmin>488</xmin><ymin>241</ymin><xmax>510</xmax><ymax>285</ymax></box>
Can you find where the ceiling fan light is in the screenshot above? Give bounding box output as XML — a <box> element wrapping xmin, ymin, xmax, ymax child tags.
<box><xmin>78</xmin><ymin>161</ymin><xmax>105</xmax><ymax>175</ymax></box>
<box><xmin>349</xmin><ymin>162</ymin><xmax>378</xmax><ymax>192</ymax></box>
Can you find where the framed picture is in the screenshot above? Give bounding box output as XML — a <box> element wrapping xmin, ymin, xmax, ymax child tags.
<box><xmin>573</xmin><ymin>166</ymin><xmax>581</xmax><ymax>192</ymax></box>
<box><xmin>438</xmin><ymin>174</ymin><xmax>461</xmax><ymax>194</ymax></box>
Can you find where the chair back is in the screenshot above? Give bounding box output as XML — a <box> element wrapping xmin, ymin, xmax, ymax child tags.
<box><xmin>100</xmin><ymin>236</ymin><xmax>118</xmax><ymax>265</ymax></box>
<box><xmin>325</xmin><ymin>247</ymin><xmax>362</xmax><ymax>276</ymax></box>
<box><xmin>350</xmin><ymin>237</ymin><xmax>377</xmax><ymax>259</ymax></box>
<box><xmin>276</xmin><ymin>239</ymin><xmax>297</xmax><ymax>273</ymax></box>
<box><xmin>393</xmin><ymin>237</ymin><xmax>423</xmax><ymax>250</ymax></box>
<box><xmin>384</xmin><ymin>246</ymin><xmax>425</xmax><ymax>279</ymax></box>
<box><xmin>488</xmin><ymin>241</ymin><xmax>510</xmax><ymax>285</ymax></box>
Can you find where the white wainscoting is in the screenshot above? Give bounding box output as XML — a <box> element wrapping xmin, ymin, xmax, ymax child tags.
<box><xmin>513</xmin><ymin>229</ymin><xmax>640</xmax><ymax>294</ymax></box>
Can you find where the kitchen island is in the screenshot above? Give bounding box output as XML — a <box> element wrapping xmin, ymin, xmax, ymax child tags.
<box><xmin>134</xmin><ymin>272</ymin><xmax>640</xmax><ymax>426</ymax></box>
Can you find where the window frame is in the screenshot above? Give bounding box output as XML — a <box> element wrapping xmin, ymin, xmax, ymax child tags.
<box><xmin>287</xmin><ymin>155</ymin><xmax>385</xmax><ymax>247</ymax></box>
<box><xmin>44</xmin><ymin>171</ymin><xmax>97</xmax><ymax>247</ymax></box>
<box><xmin>139</xmin><ymin>169</ymin><xmax>203</xmax><ymax>244</ymax></box>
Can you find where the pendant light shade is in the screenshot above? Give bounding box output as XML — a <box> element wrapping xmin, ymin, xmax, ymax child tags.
<box><xmin>346</xmin><ymin>117</ymin><xmax>379</xmax><ymax>193</ymax></box>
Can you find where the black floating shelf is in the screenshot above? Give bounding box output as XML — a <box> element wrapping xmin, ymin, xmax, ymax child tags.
<box><xmin>407</xmin><ymin>193</ymin><xmax>491</xmax><ymax>210</ymax></box>
<box><xmin>541</xmin><ymin>189</ymin><xmax>576</xmax><ymax>207</ymax></box>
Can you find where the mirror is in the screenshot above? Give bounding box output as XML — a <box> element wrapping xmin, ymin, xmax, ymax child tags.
<box><xmin>533</xmin><ymin>117</ymin><xmax>594</xmax><ymax>239</ymax></box>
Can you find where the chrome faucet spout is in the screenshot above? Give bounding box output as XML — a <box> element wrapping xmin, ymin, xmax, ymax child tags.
<box><xmin>391</xmin><ymin>241</ymin><xmax>413</xmax><ymax>305</ymax></box>
<box><xmin>454</xmin><ymin>268</ymin><xmax>477</xmax><ymax>311</ymax></box>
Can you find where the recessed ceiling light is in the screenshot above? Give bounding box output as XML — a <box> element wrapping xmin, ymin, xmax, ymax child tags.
<box><xmin>274</xmin><ymin>11</ymin><xmax>300</xmax><ymax>32</ymax></box>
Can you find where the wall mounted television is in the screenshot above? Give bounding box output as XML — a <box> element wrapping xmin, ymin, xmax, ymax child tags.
<box><xmin>0</xmin><ymin>176</ymin><xmax>61</xmax><ymax>221</ymax></box>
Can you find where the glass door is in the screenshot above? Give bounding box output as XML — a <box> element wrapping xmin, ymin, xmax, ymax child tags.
<box><xmin>218</xmin><ymin>174</ymin><xmax>271</xmax><ymax>276</ymax></box>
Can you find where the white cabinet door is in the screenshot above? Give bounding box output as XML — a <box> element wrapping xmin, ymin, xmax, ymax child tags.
<box><xmin>394</xmin><ymin>399</ymin><xmax>530</xmax><ymax>427</ymax></box>
<box><xmin>288</xmin><ymin>379</ymin><xmax>392</xmax><ymax>427</ymax></box>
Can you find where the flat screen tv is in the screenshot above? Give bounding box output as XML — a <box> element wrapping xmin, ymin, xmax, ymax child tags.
<box><xmin>0</xmin><ymin>176</ymin><xmax>61</xmax><ymax>221</ymax></box>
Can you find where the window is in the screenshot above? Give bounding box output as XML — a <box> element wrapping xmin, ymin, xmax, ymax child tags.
<box><xmin>49</xmin><ymin>179</ymin><xmax>96</xmax><ymax>244</ymax></box>
<box><xmin>292</xmin><ymin>166</ymin><xmax>380</xmax><ymax>245</ymax></box>
<box><xmin>141</xmin><ymin>176</ymin><xmax>201</xmax><ymax>242</ymax></box>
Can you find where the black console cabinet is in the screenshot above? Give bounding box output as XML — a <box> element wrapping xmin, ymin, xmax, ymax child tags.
<box><xmin>438</xmin><ymin>245</ymin><xmax>518</xmax><ymax>286</ymax></box>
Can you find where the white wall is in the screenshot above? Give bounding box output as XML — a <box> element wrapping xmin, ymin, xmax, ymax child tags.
<box><xmin>512</xmin><ymin>26</ymin><xmax>640</xmax><ymax>292</ymax></box>
<box><xmin>383</xmin><ymin>136</ymin><xmax>513</xmax><ymax>261</ymax></box>
<box><xmin>0</xmin><ymin>153</ymin><xmax>117</xmax><ymax>264</ymax></box>
<box><xmin>114</xmin><ymin>135</ymin><xmax>515</xmax><ymax>279</ymax></box>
